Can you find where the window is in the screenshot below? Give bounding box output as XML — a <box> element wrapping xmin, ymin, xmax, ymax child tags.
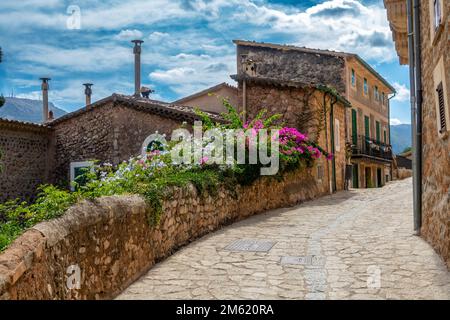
<box><xmin>363</xmin><ymin>78</ymin><xmax>368</xmax><ymax>95</ymax></box>
<box><xmin>351</xmin><ymin>109</ymin><xmax>358</xmax><ymax>145</ymax></box>
<box><xmin>434</xmin><ymin>0</ymin><xmax>442</xmax><ymax>30</ymax></box>
<box><xmin>433</xmin><ymin>56</ymin><xmax>449</xmax><ymax>137</ymax></box>
<box><xmin>335</xmin><ymin>118</ymin><xmax>340</xmax><ymax>151</ymax></box>
<box><xmin>364</xmin><ymin>115</ymin><xmax>370</xmax><ymax>138</ymax></box>
<box><xmin>374</xmin><ymin>86</ymin><xmax>379</xmax><ymax>101</ymax></box>
<box><xmin>382</xmin><ymin>92</ymin><xmax>385</xmax><ymax>105</ymax></box>
<box><xmin>376</xmin><ymin>121</ymin><xmax>381</xmax><ymax>143</ymax></box>
<box><xmin>317</xmin><ymin>164</ymin><xmax>324</xmax><ymax>182</ymax></box>
<box><xmin>351</xmin><ymin>69</ymin><xmax>356</xmax><ymax>87</ymax></box>
<box><xmin>436</xmin><ymin>82</ymin><xmax>447</xmax><ymax>133</ymax></box>
<box><xmin>429</xmin><ymin>0</ymin><xmax>444</xmax><ymax>44</ymax></box>
<box><xmin>70</xmin><ymin>161</ymin><xmax>94</xmax><ymax>191</ymax></box>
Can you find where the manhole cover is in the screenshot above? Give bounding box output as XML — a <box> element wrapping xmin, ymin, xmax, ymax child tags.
<box><xmin>224</xmin><ymin>239</ymin><xmax>277</xmax><ymax>252</ymax></box>
<box><xmin>280</xmin><ymin>256</ymin><xmax>325</xmax><ymax>266</ymax></box>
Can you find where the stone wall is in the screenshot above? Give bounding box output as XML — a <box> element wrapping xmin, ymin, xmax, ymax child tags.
<box><xmin>111</xmin><ymin>105</ymin><xmax>185</xmax><ymax>164</ymax></box>
<box><xmin>240</xmin><ymin>83</ymin><xmax>347</xmax><ymax>192</ymax></box>
<box><xmin>236</xmin><ymin>44</ymin><xmax>347</xmax><ymax>94</ymax></box>
<box><xmin>0</xmin><ymin>121</ymin><xmax>54</xmax><ymax>202</ymax></box>
<box><xmin>419</xmin><ymin>0</ymin><xmax>450</xmax><ymax>268</ymax></box>
<box><xmin>0</xmin><ymin>168</ymin><xmax>324</xmax><ymax>300</ymax></box>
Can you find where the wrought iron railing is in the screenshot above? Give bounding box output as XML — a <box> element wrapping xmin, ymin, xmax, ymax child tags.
<box><xmin>351</xmin><ymin>135</ymin><xmax>393</xmax><ymax>160</ymax></box>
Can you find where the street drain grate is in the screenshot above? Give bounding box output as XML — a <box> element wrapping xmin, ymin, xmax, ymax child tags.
<box><xmin>224</xmin><ymin>239</ymin><xmax>277</xmax><ymax>252</ymax></box>
<box><xmin>280</xmin><ymin>256</ymin><xmax>325</xmax><ymax>266</ymax></box>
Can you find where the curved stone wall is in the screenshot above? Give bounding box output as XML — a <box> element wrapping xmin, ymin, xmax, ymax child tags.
<box><xmin>0</xmin><ymin>168</ymin><xmax>323</xmax><ymax>300</ymax></box>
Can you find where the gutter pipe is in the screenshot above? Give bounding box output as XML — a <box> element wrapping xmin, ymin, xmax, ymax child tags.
<box><xmin>412</xmin><ymin>0</ymin><xmax>423</xmax><ymax>233</ymax></box>
<box><xmin>407</xmin><ymin>0</ymin><xmax>422</xmax><ymax>233</ymax></box>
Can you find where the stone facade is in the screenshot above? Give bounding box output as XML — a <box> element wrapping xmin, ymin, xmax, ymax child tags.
<box><xmin>385</xmin><ymin>0</ymin><xmax>450</xmax><ymax>268</ymax></box>
<box><xmin>233</xmin><ymin>41</ymin><xmax>395</xmax><ymax>190</ymax></box>
<box><xmin>417</xmin><ymin>0</ymin><xmax>449</xmax><ymax>269</ymax></box>
<box><xmin>0</xmin><ymin>168</ymin><xmax>324</xmax><ymax>300</ymax></box>
<box><xmin>239</xmin><ymin>82</ymin><xmax>347</xmax><ymax>193</ymax></box>
<box><xmin>0</xmin><ymin>119</ymin><xmax>54</xmax><ymax>202</ymax></box>
<box><xmin>52</xmin><ymin>101</ymin><xmax>184</xmax><ymax>185</ymax></box>
<box><xmin>234</xmin><ymin>41</ymin><xmax>347</xmax><ymax>94</ymax></box>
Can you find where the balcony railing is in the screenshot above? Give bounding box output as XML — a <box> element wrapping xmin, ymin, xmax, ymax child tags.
<box><xmin>351</xmin><ymin>135</ymin><xmax>393</xmax><ymax>160</ymax></box>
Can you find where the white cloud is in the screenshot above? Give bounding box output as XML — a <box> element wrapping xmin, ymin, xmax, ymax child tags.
<box><xmin>114</xmin><ymin>29</ymin><xmax>143</xmax><ymax>41</ymax></box>
<box><xmin>390</xmin><ymin>118</ymin><xmax>403</xmax><ymax>125</ymax></box>
<box><xmin>150</xmin><ymin>67</ymin><xmax>197</xmax><ymax>83</ymax></box>
<box><xmin>392</xmin><ymin>82</ymin><xmax>410</xmax><ymax>102</ymax></box>
<box><xmin>230</xmin><ymin>0</ymin><xmax>396</xmax><ymax>62</ymax></box>
<box><xmin>149</xmin><ymin>52</ymin><xmax>235</xmax><ymax>97</ymax></box>
<box><xmin>15</xmin><ymin>44</ymin><xmax>131</xmax><ymax>72</ymax></box>
<box><xmin>148</xmin><ymin>32</ymin><xmax>170</xmax><ymax>43</ymax></box>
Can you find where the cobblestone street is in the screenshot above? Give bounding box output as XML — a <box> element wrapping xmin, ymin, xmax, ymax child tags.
<box><xmin>117</xmin><ymin>178</ymin><xmax>450</xmax><ymax>300</ymax></box>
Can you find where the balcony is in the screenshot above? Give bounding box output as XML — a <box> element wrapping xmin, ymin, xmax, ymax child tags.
<box><xmin>351</xmin><ymin>135</ymin><xmax>393</xmax><ymax>161</ymax></box>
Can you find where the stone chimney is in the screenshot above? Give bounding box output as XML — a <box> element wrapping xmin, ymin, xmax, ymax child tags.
<box><xmin>40</xmin><ymin>77</ymin><xmax>50</xmax><ymax>122</ymax></box>
<box><xmin>48</xmin><ymin>110</ymin><xmax>54</xmax><ymax>121</ymax></box>
<box><xmin>83</xmin><ymin>83</ymin><xmax>93</xmax><ymax>106</ymax></box>
<box><xmin>131</xmin><ymin>40</ymin><xmax>144</xmax><ymax>97</ymax></box>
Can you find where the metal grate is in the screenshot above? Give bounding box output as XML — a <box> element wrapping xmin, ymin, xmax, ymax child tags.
<box><xmin>224</xmin><ymin>239</ymin><xmax>277</xmax><ymax>252</ymax></box>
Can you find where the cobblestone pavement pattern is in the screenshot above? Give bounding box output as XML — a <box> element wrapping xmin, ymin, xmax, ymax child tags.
<box><xmin>117</xmin><ymin>178</ymin><xmax>450</xmax><ymax>299</ymax></box>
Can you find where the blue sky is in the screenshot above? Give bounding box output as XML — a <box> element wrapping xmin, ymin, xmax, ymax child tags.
<box><xmin>0</xmin><ymin>0</ymin><xmax>411</xmax><ymax>124</ymax></box>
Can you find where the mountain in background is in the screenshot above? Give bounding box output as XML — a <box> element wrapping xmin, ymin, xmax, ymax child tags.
<box><xmin>390</xmin><ymin>124</ymin><xmax>412</xmax><ymax>154</ymax></box>
<box><xmin>0</xmin><ymin>97</ymin><xmax>67</xmax><ymax>123</ymax></box>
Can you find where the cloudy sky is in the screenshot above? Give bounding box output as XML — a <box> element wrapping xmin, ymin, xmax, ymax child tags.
<box><xmin>0</xmin><ymin>0</ymin><xmax>411</xmax><ymax>124</ymax></box>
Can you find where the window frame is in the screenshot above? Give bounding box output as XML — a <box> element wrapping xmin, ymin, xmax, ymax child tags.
<box><xmin>429</xmin><ymin>0</ymin><xmax>444</xmax><ymax>44</ymax></box>
<box><xmin>433</xmin><ymin>56</ymin><xmax>449</xmax><ymax>138</ymax></box>
<box><xmin>70</xmin><ymin>161</ymin><xmax>95</xmax><ymax>191</ymax></box>
<box><xmin>434</xmin><ymin>0</ymin><xmax>442</xmax><ymax>30</ymax></box>
<box><xmin>335</xmin><ymin>118</ymin><xmax>341</xmax><ymax>151</ymax></box>
<box><xmin>351</xmin><ymin>68</ymin><xmax>356</xmax><ymax>88</ymax></box>
<box><xmin>363</xmin><ymin>78</ymin><xmax>368</xmax><ymax>96</ymax></box>
<box><xmin>317</xmin><ymin>164</ymin><xmax>324</xmax><ymax>182</ymax></box>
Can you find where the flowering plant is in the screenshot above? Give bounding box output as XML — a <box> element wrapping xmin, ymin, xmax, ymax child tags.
<box><xmin>278</xmin><ymin>127</ymin><xmax>332</xmax><ymax>168</ymax></box>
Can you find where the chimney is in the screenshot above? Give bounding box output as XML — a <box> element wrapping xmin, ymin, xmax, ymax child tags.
<box><xmin>131</xmin><ymin>39</ymin><xmax>144</xmax><ymax>97</ymax></box>
<box><xmin>48</xmin><ymin>110</ymin><xmax>54</xmax><ymax>121</ymax></box>
<box><xmin>83</xmin><ymin>83</ymin><xmax>93</xmax><ymax>106</ymax></box>
<box><xmin>40</xmin><ymin>77</ymin><xmax>50</xmax><ymax>122</ymax></box>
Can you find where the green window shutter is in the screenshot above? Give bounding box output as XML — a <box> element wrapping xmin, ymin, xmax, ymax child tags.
<box><xmin>351</xmin><ymin>109</ymin><xmax>358</xmax><ymax>144</ymax></box>
<box><xmin>384</xmin><ymin>130</ymin><xmax>387</xmax><ymax>144</ymax></box>
<box><xmin>376</xmin><ymin>121</ymin><xmax>380</xmax><ymax>143</ymax></box>
<box><xmin>364</xmin><ymin>116</ymin><xmax>370</xmax><ymax>138</ymax></box>
<box><xmin>352</xmin><ymin>164</ymin><xmax>359</xmax><ymax>188</ymax></box>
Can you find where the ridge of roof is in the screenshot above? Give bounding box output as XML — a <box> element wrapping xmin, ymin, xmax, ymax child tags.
<box><xmin>172</xmin><ymin>82</ymin><xmax>237</xmax><ymax>105</ymax></box>
<box><xmin>230</xmin><ymin>74</ymin><xmax>351</xmax><ymax>108</ymax></box>
<box><xmin>233</xmin><ymin>40</ymin><xmax>396</xmax><ymax>93</ymax></box>
<box><xmin>48</xmin><ymin>93</ymin><xmax>225</xmax><ymax>126</ymax></box>
<box><xmin>0</xmin><ymin>117</ymin><xmax>51</xmax><ymax>131</ymax></box>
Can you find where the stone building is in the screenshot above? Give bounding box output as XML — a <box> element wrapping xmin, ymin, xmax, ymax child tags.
<box><xmin>173</xmin><ymin>82</ymin><xmax>238</xmax><ymax>114</ymax></box>
<box><xmin>0</xmin><ymin>119</ymin><xmax>54</xmax><ymax>202</ymax></box>
<box><xmin>385</xmin><ymin>0</ymin><xmax>449</xmax><ymax>268</ymax></box>
<box><xmin>232</xmin><ymin>41</ymin><xmax>351</xmax><ymax>193</ymax></box>
<box><xmin>0</xmin><ymin>94</ymin><xmax>221</xmax><ymax>199</ymax></box>
<box><xmin>232</xmin><ymin>40</ymin><xmax>395</xmax><ymax>190</ymax></box>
